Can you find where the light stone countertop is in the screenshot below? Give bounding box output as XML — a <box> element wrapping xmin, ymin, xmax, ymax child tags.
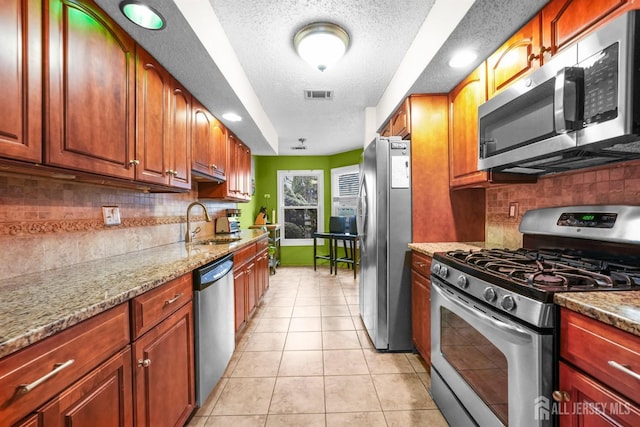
<box><xmin>408</xmin><ymin>242</ymin><xmax>486</xmax><ymax>257</ymax></box>
<box><xmin>0</xmin><ymin>229</ymin><xmax>267</xmax><ymax>359</ymax></box>
<box><xmin>554</xmin><ymin>292</ymin><xmax>640</xmax><ymax>337</ymax></box>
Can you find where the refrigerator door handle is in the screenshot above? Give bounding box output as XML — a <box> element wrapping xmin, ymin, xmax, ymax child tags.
<box><xmin>357</xmin><ymin>173</ymin><xmax>367</xmax><ymax>252</ymax></box>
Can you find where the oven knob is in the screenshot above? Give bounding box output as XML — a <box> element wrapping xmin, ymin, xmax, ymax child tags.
<box><xmin>432</xmin><ymin>264</ymin><xmax>441</xmax><ymax>275</ymax></box>
<box><xmin>456</xmin><ymin>275</ymin><xmax>468</xmax><ymax>288</ymax></box>
<box><xmin>440</xmin><ymin>266</ymin><xmax>449</xmax><ymax>278</ymax></box>
<box><xmin>483</xmin><ymin>287</ymin><xmax>497</xmax><ymax>302</ymax></box>
<box><xmin>500</xmin><ymin>295</ymin><xmax>516</xmax><ymax>311</ymax></box>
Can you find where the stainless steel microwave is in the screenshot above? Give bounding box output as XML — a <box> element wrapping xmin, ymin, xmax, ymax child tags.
<box><xmin>478</xmin><ymin>11</ymin><xmax>640</xmax><ymax>175</ymax></box>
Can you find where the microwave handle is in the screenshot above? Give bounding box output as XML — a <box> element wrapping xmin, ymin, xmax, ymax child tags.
<box><xmin>554</xmin><ymin>66</ymin><xmax>584</xmax><ymax>133</ymax></box>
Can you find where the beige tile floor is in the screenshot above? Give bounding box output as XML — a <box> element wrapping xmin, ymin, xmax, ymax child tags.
<box><xmin>187</xmin><ymin>266</ymin><xmax>448</xmax><ymax>427</ymax></box>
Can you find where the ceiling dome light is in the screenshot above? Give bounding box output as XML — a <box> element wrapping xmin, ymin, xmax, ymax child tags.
<box><xmin>119</xmin><ymin>1</ymin><xmax>165</xmax><ymax>30</ymax></box>
<box><xmin>448</xmin><ymin>50</ymin><xmax>477</xmax><ymax>68</ymax></box>
<box><xmin>294</xmin><ymin>22</ymin><xmax>350</xmax><ymax>72</ymax></box>
<box><xmin>222</xmin><ymin>112</ymin><xmax>242</xmax><ymax>122</ymax></box>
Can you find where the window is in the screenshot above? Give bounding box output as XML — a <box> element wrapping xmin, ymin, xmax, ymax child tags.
<box><xmin>331</xmin><ymin>165</ymin><xmax>360</xmax><ymax>217</ymax></box>
<box><xmin>278</xmin><ymin>170</ymin><xmax>324</xmax><ymax>246</ymax></box>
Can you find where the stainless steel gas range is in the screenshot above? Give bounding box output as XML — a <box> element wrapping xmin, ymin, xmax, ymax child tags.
<box><xmin>429</xmin><ymin>205</ymin><xmax>640</xmax><ymax>427</ymax></box>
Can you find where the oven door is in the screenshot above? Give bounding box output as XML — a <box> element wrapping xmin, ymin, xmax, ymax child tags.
<box><xmin>430</xmin><ymin>278</ymin><xmax>553</xmax><ymax>427</ymax></box>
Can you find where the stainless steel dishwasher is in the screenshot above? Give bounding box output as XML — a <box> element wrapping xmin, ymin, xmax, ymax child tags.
<box><xmin>193</xmin><ymin>253</ymin><xmax>234</xmax><ymax>407</ymax></box>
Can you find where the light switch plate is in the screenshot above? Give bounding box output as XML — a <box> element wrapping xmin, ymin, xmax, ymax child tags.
<box><xmin>102</xmin><ymin>206</ymin><xmax>121</xmax><ymax>226</ymax></box>
<box><xmin>508</xmin><ymin>202</ymin><xmax>519</xmax><ymax>218</ymax></box>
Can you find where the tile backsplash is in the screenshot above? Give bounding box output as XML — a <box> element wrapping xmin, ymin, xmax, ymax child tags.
<box><xmin>0</xmin><ymin>172</ymin><xmax>234</xmax><ymax>279</ymax></box>
<box><xmin>486</xmin><ymin>160</ymin><xmax>640</xmax><ymax>248</ymax></box>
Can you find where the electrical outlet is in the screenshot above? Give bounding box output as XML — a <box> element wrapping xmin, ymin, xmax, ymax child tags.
<box><xmin>508</xmin><ymin>202</ymin><xmax>519</xmax><ymax>218</ymax></box>
<box><xmin>264</xmin><ymin>194</ymin><xmax>271</xmax><ymax>199</ymax></box>
<box><xmin>102</xmin><ymin>206</ymin><xmax>121</xmax><ymax>226</ymax></box>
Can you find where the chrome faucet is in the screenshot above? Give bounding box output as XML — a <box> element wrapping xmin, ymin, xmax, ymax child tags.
<box><xmin>185</xmin><ymin>201</ymin><xmax>212</xmax><ymax>243</ymax></box>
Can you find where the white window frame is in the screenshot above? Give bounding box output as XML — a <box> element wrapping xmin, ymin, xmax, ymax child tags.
<box><xmin>330</xmin><ymin>164</ymin><xmax>360</xmax><ymax>217</ymax></box>
<box><xmin>277</xmin><ymin>170</ymin><xmax>324</xmax><ymax>246</ymax></box>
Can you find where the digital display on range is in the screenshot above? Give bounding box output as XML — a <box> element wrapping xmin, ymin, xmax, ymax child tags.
<box><xmin>557</xmin><ymin>212</ymin><xmax>617</xmax><ymax>228</ymax></box>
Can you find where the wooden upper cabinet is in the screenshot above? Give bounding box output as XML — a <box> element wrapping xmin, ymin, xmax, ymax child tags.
<box><xmin>541</xmin><ymin>0</ymin><xmax>633</xmax><ymax>57</ymax></box>
<box><xmin>448</xmin><ymin>65</ymin><xmax>488</xmax><ymax>188</ymax></box>
<box><xmin>135</xmin><ymin>47</ymin><xmax>171</xmax><ymax>187</ymax></box>
<box><xmin>45</xmin><ymin>0</ymin><xmax>136</xmax><ymax>179</ymax></box>
<box><xmin>198</xmin><ymin>131</ymin><xmax>252</xmax><ymax>202</ymax></box>
<box><xmin>191</xmin><ymin>99</ymin><xmax>213</xmax><ymax>177</ymax></box>
<box><xmin>0</xmin><ymin>0</ymin><xmax>42</xmax><ymax>163</ymax></box>
<box><xmin>135</xmin><ymin>46</ymin><xmax>191</xmax><ymax>190</ymax></box>
<box><xmin>379</xmin><ymin>121</ymin><xmax>392</xmax><ymax>137</ymax></box>
<box><xmin>390</xmin><ymin>98</ymin><xmax>411</xmax><ymax>139</ymax></box>
<box><xmin>487</xmin><ymin>16</ymin><xmax>541</xmax><ymax>97</ymax></box>
<box><xmin>211</xmin><ymin>118</ymin><xmax>227</xmax><ymax>180</ymax></box>
<box><xmin>167</xmin><ymin>81</ymin><xmax>192</xmax><ymax>190</ymax></box>
<box><xmin>191</xmin><ymin>99</ymin><xmax>226</xmax><ymax>182</ymax></box>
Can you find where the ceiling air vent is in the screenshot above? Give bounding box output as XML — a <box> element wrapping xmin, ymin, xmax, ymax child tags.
<box><xmin>304</xmin><ymin>90</ymin><xmax>333</xmax><ymax>100</ymax></box>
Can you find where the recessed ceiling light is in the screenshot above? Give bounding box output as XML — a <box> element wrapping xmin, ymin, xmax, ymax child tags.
<box><xmin>119</xmin><ymin>1</ymin><xmax>165</xmax><ymax>30</ymax></box>
<box><xmin>222</xmin><ymin>112</ymin><xmax>242</xmax><ymax>122</ymax></box>
<box><xmin>294</xmin><ymin>22</ymin><xmax>350</xmax><ymax>72</ymax></box>
<box><xmin>448</xmin><ymin>50</ymin><xmax>477</xmax><ymax>68</ymax></box>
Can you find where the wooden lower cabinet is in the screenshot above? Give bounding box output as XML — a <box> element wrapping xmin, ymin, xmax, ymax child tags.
<box><xmin>132</xmin><ymin>302</ymin><xmax>195</xmax><ymax>427</ymax></box>
<box><xmin>557</xmin><ymin>361</ymin><xmax>640</xmax><ymax>426</ymax></box>
<box><xmin>556</xmin><ymin>308</ymin><xmax>640</xmax><ymax>426</ymax></box>
<box><xmin>411</xmin><ymin>251</ymin><xmax>432</xmax><ymax>364</ymax></box>
<box><xmin>233</xmin><ymin>239</ymin><xmax>270</xmax><ymax>332</ymax></box>
<box><xmin>17</xmin><ymin>347</ymin><xmax>133</xmax><ymax>427</ymax></box>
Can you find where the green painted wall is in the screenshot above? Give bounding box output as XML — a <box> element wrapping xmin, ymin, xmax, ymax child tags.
<box><xmin>253</xmin><ymin>149</ymin><xmax>363</xmax><ymax>266</ymax></box>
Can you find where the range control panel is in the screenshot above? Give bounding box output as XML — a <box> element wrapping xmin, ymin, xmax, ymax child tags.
<box><xmin>557</xmin><ymin>212</ymin><xmax>617</xmax><ymax>228</ymax></box>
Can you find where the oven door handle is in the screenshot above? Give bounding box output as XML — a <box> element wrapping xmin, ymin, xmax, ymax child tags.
<box><xmin>434</xmin><ymin>282</ymin><xmax>533</xmax><ymax>343</ymax></box>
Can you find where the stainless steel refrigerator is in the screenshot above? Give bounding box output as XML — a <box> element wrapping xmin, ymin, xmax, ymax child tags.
<box><xmin>357</xmin><ymin>136</ymin><xmax>413</xmax><ymax>351</ymax></box>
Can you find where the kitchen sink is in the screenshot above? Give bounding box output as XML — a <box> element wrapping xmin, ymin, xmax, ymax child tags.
<box><xmin>197</xmin><ymin>237</ymin><xmax>241</xmax><ymax>245</ymax></box>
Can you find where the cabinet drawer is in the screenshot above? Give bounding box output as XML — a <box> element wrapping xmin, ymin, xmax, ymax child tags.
<box><xmin>131</xmin><ymin>273</ymin><xmax>193</xmax><ymax>339</ymax></box>
<box><xmin>256</xmin><ymin>237</ymin><xmax>269</xmax><ymax>252</ymax></box>
<box><xmin>560</xmin><ymin>308</ymin><xmax>640</xmax><ymax>404</ymax></box>
<box><xmin>233</xmin><ymin>243</ymin><xmax>257</xmax><ymax>269</ymax></box>
<box><xmin>0</xmin><ymin>304</ymin><xmax>130</xmax><ymax>426</ymax></box>
<box><xmin>412</xmin><ymin>252</ymin><xmax>432</xmax><ymax>277</ymax></box>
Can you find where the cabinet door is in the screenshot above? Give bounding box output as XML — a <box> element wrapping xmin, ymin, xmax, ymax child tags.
<box><xmin>541</xmin><ymin>0</ymin><xmax>633</xmax><ymax>56</ymax></box>
<box><xmin>234</xmin><ymin>268</ymin><xmax>246</xmax><ymax>332</ymax></box>
<box><xmin>448</xmin><ymin>65</ymin><xmax>488</xmax><ymax>187</ymax></box>
<box><xmin>45</xmin><ymin>0</ymin><xmax>135</xmax><ymax>179</ymax></box>
<box><xmin>411</xmin><ymin>270</ymin><xmax>431</xmax><ymax>364</ymax></box>
<box><xmin>227</xmin><ymin>133</ymin><xmax>240</xmax><ymax>195</ymax></box>
<box><xmin>191</xmin><ymin>99</ymin><xmax>214</xmax><ymax>177</ymax></box>
<box><xmin>557</xmin><ymin>361</ymin><xmax>640</xmax><ymax>426</ymax></box>
<box><xmin>132</xmin><ymin>303</ymin><xmax>195</xmax><ymax>427</ymax></box>
<box><xmin>245</xmin><ymin>261</ymin><xmax>257</xmax><ymax>317</ymax></box>
<box><xmin>168</xmin><ymin>81</ymin><xmax>192</xmax><ymax>190</ymax></box>
<box><xmin>0</xmin><ymin>0</ymin><xmax>42</xmax><ymax>163</ymax></box>
<box><xmin>390</xmin><ymin>98</ymin><xmax>411</xmax><ymax>139</ymax></box>
<box><xmin>211</xmin><ymin>118</ymin><xmax>227</xmax><ymax>180</ymax></box>
<box><xmin>487</xmin><ymin>16</ymin><xmax>541</xmax><ymax>97</ymax></box>
<box><xmin>135</xmin><ymin>47</ymin><xmax>170</xmax><ymax>186</ymax></box>
<box><xmin>241</xmin><ymin>142</ymin><xmax>252</xmax><ymax>200</ymax></box>
<box><xmin>379</xmin><ymin>121</ymin><xmax>392</xmax><ymax>138</ymax></box>
<box><xmin>37</xmin><ymin>347</ymin><xmax>133</xmax><ymax>427</ymax></box>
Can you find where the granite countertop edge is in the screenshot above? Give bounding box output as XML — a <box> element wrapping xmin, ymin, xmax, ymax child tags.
<box><xmin>0</xmin><ymin>229</ymin><xmax>268</xmax><ymax>359</ymax></box>
<box><xmin>554</xmin><ymin>292</ymin><xmax>640</xmax><ymax>337</ymax></box>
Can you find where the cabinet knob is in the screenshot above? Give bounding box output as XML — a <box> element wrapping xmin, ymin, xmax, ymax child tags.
<box><xmin>552</xmin><ymin>390</ymin><xmax>570</xmax><ymax>402</ymax></box>
<box><xmin>210</xmin><ymin>164</ymin><xmax>218</xmax><ymax>170</ymax></box>
<box><xmin>138</xmin><ymin>358</ymin><xmax>152</xmax><ymax>368</ymax></box>
<box><xmin>128</xmin><ymin>159</ymin><xmax>140</xmax><ymax>166</ymax></box>
<box><xmin>528</xmin><ymin>46</ymin><xmax>551</xmax><ymax>62</ymax></box>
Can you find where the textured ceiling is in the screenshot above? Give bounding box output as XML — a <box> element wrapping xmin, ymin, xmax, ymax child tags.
<box><xmin>93</xmin><ymin>0</ymin><xmax>548</xmax><ymax>156</ymax></box>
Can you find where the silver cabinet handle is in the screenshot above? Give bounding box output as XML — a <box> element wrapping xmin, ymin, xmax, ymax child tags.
<box><xmin>164</xmin><ymin>293</ymin><xmax>183</xmax><ymax>306</ymax></box>
<box><xmin>608</xmin><ymin>360</ymin><xmax>640</xmax><ymax>381</ymax></box>
<box><xmin>17</xmin><ymin>359</ymin><xmax>75</xmax><ymax>394</ymax></box>
<box><xmin>138</xmin><ymin>358</ymin><xmax>151</xmax><ymax>368</ymax></box>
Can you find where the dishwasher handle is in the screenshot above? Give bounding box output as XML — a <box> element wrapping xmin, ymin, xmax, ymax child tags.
<box><xmin>194</xmin><ymin>253</ymin><xmax>234</xmax><ymax>290</ymax></box>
